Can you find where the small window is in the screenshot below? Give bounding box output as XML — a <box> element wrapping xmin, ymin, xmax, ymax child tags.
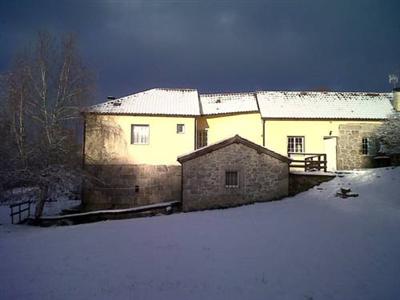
<box><xmin>197</xmin><ymin>129</ymin><xmax>208</xmax><ymax>149</ymax></box>
<box><xmin>361</xmin><ymin>137</ymin><xmax>377</xmax><ymax>155</ymax></box>
<box><xmin>177</xmin><ymin>124</ymin><xmax>185</xmax><ymax>134</ymax></box>
<box><xmin>131</xmin><ymin>125</ymin><xmax>149</xmax><ymax>144</ymax></box>
<box><xmin>361</xmin><ymin>137</ymin><xmax>374</xmax><ymax>155</ymax></box>
<box><xmin>288</xmin><ymin>136</ymin><xmax>304</xmax><ymax>153</ymax></box>
<box><xmin>361</xmin><ymin>138</ymin><xmax>368</xmax><ymax>155</ymax></box>
<box><xmin>225</xmin><ymin>171</ymin><xmax>239</xmax><ymax>188</ymax></box>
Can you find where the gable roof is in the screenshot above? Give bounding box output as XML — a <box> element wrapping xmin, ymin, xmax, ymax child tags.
<box><xmin>84</xmin><ymin>88</ymin><xmax>201</xmax><ymax>116</ymax></box>
<box><xmin>199</xmin><ymin>92</ymin><xmax>259</xmax><ymax>115</ymax></box>
<box><xmin>84</xmin><ymin>88</ymin><xmax>395</xmax><ymax>120</ymax></box>
<box><xmin>256</xmin><ymin>91</ymin><xmax>394</xmax><ymax>120</ymax></box>
<box><xmin>177</xmin><ymin>135</ymin><xmax>291</xmax><ymax>164</ymax></box>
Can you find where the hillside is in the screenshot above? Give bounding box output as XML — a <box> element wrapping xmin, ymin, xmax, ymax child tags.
<box><xmin>1</xmin><ymin>167</ymin><xmax>400</xmax><ymax>299</ymax></box>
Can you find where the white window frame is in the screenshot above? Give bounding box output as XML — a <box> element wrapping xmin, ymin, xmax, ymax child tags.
<box><xmin>225</xmin><ymin>171</ymin><xmax>239</xmax><ymax>188</ymax></box>
<box><xmin>131</xmin><ymin>124</ymin><xmax>150</xmax><ymax>145</ymax></box>
<box><xmin>176</xmin><ymin>124</ymin><xmax>185</xmax><ymax>134</ymax></box>
<box><xmin>287</xmin><ymin>136</ymin><xmax>305</xmax><ymax>153</ymax></box>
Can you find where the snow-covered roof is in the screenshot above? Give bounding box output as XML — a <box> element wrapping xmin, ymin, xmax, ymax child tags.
<box><xmin>85</xmin><ymin>88</ymin><xmax>395</xmax><ymax>120</ymax></box>
<box><xmin>200</xmin><ymin>92</ymin><xmax>258</xmax><ymax>115</ymax></box>
<box><xmin>84</xmin><ymin>88</ymin><xmax>201</xmax><ymax>116</ymax></box>
<box><xmin>256</xmin><ymin>91</ymin><xmax>394</xmax><ymax>119</ymax></box>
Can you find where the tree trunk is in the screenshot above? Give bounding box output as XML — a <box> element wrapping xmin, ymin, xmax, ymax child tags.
<box><xmin>35</xmin><ymin>184</ymin><xmax>48</xmax><ymax>219</ymax></box>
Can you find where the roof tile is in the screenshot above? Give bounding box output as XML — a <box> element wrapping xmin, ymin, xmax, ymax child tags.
<box><xmin>256</xmin><ymin>91</ymin><xmax>394</xmax><ymax>119</ymax></box>
<box><xmin>84</xmin><ymin>88</ymin><xmax>200</xmax><ymax>116</ymax></box>
<box><xmin>199</xmin><ymin>92</ymin><xmax>258</xmax><ymax>115</ymax></box>
<box><xmin>85</xmin><ymin>88</ymin><xmax>395</xmax><ymax>120</ymax></box>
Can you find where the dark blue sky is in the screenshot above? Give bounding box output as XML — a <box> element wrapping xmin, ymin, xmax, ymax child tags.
<box><xmin>1</xmin><ymin>0</ymin><xmax>399</xmax><ymax>103</ymax></box>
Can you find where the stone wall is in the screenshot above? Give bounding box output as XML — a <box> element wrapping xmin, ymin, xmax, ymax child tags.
<box><xmin>337</xmin><ymin>123</ymin><xmax>380</xmax><ymax>170</ymax></box>
<box><xmin>83</xmin><ymin>165</ymin><xmax>181</xmax><ymax>210</ymax></box>
<box><xmin>181</xmin><ymin>143</ymin><xmax>289</xmax><ymax>211</ymax></box>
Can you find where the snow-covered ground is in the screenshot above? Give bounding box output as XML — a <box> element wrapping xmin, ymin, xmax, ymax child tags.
<box><xmin>1</xmin><ymin>167</ymin><xmax>400</xmax><ymax>300</ymax></box>
<box><xmin>0</xmin><ymin>187</ymin><xmax>80</xmax><ymax>225</ymax></box>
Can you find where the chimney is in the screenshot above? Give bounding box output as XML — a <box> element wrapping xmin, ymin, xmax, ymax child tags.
<box><xmin>107</xmin><ymin>96</ymin><xmax>116</xmax><ymax>100</ymax></box>
<box><xmin>393</xmin><ymin>88</ymin><xmax>400</xmax><ymax>112</ymax></box>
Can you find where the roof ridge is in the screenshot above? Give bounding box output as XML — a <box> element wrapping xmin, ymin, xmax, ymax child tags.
<box><xmin>256</xmin><ymin>90</ymin><xmax>390</xmax><ymax>95</ymax></box>
<box><xmin>200</xmin><ymin>91</ymin><xmax>256</xmax><ymax>97</ymax></box>
<box><xmin>153</xmin><ymin>87</ymin><xmax>198</xmax><ymax>92</ymax></box>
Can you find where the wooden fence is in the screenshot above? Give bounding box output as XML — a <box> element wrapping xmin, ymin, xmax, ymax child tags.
<box><xmin>288</xmin><ymin>153</ymin><xmax>327</xmax><ymax>172</ymax></box>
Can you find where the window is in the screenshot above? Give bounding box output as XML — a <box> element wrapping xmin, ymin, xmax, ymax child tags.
<box><xmin>361</xmin><ymin>137</ymin><xmax>377</xmax><ymax>155</ymax></box>
<box><xmin>361</xmin><ymin>137</ymin><xmax>378</xmax><ymax>155</ymax></box>
<box><xmin>287</xmin><ymin>136</ymin><xmax>304</xmax><ymax>153</ymax></box>
<box><xmin>177</xmin><ymin>124</ymin><xmax>185</xmax><ymax>134</ymax></box>
<box><xmin>197</xmin><ymin>129</ymin><xmax>208</xmax><ymax>149</ymax></box>
<box><xmin>225</xmin><ymin>171</ymin><xmax>239</xmax><ymax>188</ymax></box>
<box><xmin>361</xmin><ymin>138</ymin><xmax>369</xmax><ymax>155</ymax></box>
<box><xmin>131</xmin><ymin>125</ymin><xmax>149</xmax><ymax>144</ymax></box>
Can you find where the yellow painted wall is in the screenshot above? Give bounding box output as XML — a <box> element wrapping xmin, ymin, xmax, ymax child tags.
<box><xmin>264</xmin><ymin>119</ymin><xmax>382</xmax><ymax>156</ymax></box>
<box><xmin>85</xmin><ymin>114</ymin><xmax>195</xmax><ymax>165</ymax></box>
<box><xmin>84</xmin><ymin>112</ymin><xmax>383</xmax><ymax>167</ymax></box>
<box><xmin>198</xmin><ymin>113</ymin><xmax>263</xmax><ymax>145</ymax></box>
<box><xmin>394</xmin><ymin>91</ymin><xmax>400</xmax><ymax>111</ymax></box>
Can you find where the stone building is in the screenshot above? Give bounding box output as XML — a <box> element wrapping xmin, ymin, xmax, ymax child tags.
<box><xmin>177</xmin><ymin>135</ymin><xmax>290</xmax><ymax>212</ymax></box>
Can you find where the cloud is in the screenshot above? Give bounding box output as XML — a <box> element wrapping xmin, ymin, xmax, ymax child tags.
<box><xmin>1</xmin><ymin>0</ymin><xmax>400</xmax><ymax>100</ymax></box>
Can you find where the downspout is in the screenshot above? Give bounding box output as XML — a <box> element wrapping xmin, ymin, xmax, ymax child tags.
<box><xmin>195</xmin><ymin>89</ymin><xmax>202</xmax><ymax>150</ymax></box>
<box><xmin>82</xmin><ymin>114</ymin><xmax>87</xmax><ymax>169</ymax></box>
<box><xmin>263</xmin><ymin>119</ymin><xmax>266</xmax><ymax>147</ymax></box>
<box><xmin>255</xmin><ymin>91</ymin><xmax>265</xmax><ymax>147</ymax></box>
<box><xmin>194</xmin><ymin>117</ymin><xmax>197</xmax><ymax>150</ymax></box>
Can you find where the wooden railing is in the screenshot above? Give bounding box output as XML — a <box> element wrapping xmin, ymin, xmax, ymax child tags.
<box><xmin>10</xmin><ymin>200</ymin><xmax>34</xmax><ymax>224</ymax></box>
<box><xmin>288</xmin><ymin>153</ymin><xmax>327</xmax><ymax>172</ymax></box>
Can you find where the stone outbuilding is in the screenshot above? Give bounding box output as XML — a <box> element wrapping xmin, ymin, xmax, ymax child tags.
<box><xmin>177</xmin><ymin>135</ymin><xmax>291</xmax><ymax>212</ymax></box>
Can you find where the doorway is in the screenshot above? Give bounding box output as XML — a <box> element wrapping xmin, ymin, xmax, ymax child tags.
<box><xmin>323</xmin><ymin>136</ymin><xmax>337</xmax><ymax>171</ymax></box>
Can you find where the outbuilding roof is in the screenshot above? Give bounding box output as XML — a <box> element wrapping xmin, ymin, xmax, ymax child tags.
<box><xmin>199</xmin><ymin>92</ymin><xmax>258</xmax><ymax>115</ymax></box>
<box><xmin>84</xmin><ymin>88</ymin><xmax>201</xmax><ymax>116</ymax></box>
<box><xmin>256</xmin><ymin>91</ymin><xmax>394</xmax><ymax>120</ymax></box>
<box><xmin>177</xmin><ymin>135</ymin><xmax>291</xmax><ymax>164</ymax></box>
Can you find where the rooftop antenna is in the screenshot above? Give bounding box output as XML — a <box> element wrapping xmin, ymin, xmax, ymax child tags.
<box><xmin>389</xmin><ymin>73</ymin><xmax>399</xmax><ymax>89</ymax></box>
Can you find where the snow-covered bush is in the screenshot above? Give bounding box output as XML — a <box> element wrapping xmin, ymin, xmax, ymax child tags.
<box><xmin>375</xmin><ymin>113</ymin><xmax>400</xmax><ymax>154</ymax></box>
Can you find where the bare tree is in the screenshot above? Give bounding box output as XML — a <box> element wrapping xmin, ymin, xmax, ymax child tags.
<box><xmin>0</xmin><ymin>31</ymin><xmax>94</xmax><ymax>217</ymax></box>
<box><xmin>5</xmin><ymin>55</ymin><xmax>31</xmax><ymax>169</ymax></box>
<box><xmin>25</xmin><ymin>31</ymin><xmax>93</xmax><ymax>166</ymax></box>
<box><xmin>84</xmin><ymin>114</ymin><xmax>125</xmax><ymax>164</ymax></box>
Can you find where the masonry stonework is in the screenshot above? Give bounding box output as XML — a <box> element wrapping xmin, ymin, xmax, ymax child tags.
<box><xmin>181</xmin><ymin>143</ymin><xmax>289</xmax><ymax>211</ymax></box>
<box><xmin>83</xmin><ymin>165</ymin><xmax>181</xmax><ymax>210</ymax></box>
<box><xmin>337</xmin><ymin>123</ymin><xmax>380</xmax><ymax>170</ymax></box>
